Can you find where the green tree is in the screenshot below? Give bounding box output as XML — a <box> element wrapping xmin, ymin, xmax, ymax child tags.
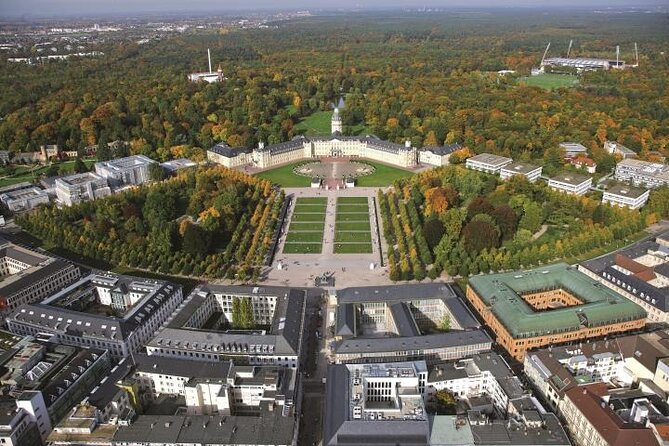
<box><xmin>96</xmin><ymin>132</ymin><xmax>112</xmax><ymax>161</ymax></box>
<box><xmin>149</xmin><ymin>163</ymin><xmax>166</xmax><ymax>181</ymax></box>
<box><xmin>73</xmin><ymin>157</ymin><xmax>88</xmax><ymax>173</ymax></box>
<box><xmin>519</xmin><ymin>202</ymin><xmax>543</xmax><ymax>233</ymax></box>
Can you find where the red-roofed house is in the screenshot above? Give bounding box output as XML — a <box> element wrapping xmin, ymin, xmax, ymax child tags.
<box><xmin>561</xmin><ymin>383</ymin><xmax>660</xmax><ymax>446</ymax></box>
<box><xmin>571</xmin><ymin>156</ymin><xmax>598</xmax><ymax>174</ymax></box>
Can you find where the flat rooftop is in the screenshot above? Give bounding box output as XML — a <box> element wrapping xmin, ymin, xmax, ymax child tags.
<box><xmin>549</xmin><ymin>172</ymin><xmax>592</xmax><ymax>186</ymax></box>
<box><xmin>467</xmin><ymin>153</ymin><xmax>513</xmax><ymax>166</ymax></box>
<box><xmin>501</xmin><ymin>162</ymin><xmax>541</xmax><ymax>175</ymax></box>
<box><xmin>605</xmin><ymin>185</ymin><xmax>649</xmax><ymax>199</ymax></box>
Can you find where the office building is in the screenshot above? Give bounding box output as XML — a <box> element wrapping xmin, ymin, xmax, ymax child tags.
<box><xmin>602</xmin><ymin>185</ymin><xmax>650</xmax><ymax>209</ymax></box>
<box><xmin>500</xmin><ymin>162</ymin><xmax>543</xmax><ymax>183</ymax></box>
<box><xmin>6</xmin><ymin>273</ymin><xmax>183</xmax><ymax>359</ymax></box>
<box><xmin>466</xmin><ymin>263</ymin><xmax>647</xmax><ymax>361</ymax></box>
<box><xmin>465</xmin><ymin>153</ymin><xmax>513</xmax><ymax>174</ymax></box>
<box><xmin>55</xmin><ymin>172</ymin><xmax>111</xmax><ymax>206</ymax></box>
<box><xmin>94</xmin><ymin>155</ymin><xmax>156</xmax><ymax>187</ymax></box>
<box><xmin>548</xmin><ymin>173</ymin><xmax>592</xmax><ymax>195</ymax></box>
<box><xmin>615</xmin><ymin>158</ymin><xmax>669</xmax><ymax>189</ymax></box>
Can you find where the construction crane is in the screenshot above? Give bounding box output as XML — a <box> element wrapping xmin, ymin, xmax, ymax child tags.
<box><xmin>540</xmin><ymin>42</ymin><xmax>551</xmax><ymax>66</ymax></box>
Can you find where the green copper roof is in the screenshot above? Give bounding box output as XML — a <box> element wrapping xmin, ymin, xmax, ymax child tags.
<box><xmin>468</xmin><ymin>263</ymin><xmax>646</xmax><ymax>338</ymax></box>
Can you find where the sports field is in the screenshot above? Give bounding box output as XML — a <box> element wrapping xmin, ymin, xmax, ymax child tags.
<box><xmin>334</xmin><ymin>197</ymin><xmax>373</xmax><ymax>254</ymax></box>
<box><xmin>520</xmin><ymin>74</ymin><xmax>579</xmax><ymax>90</ymax></box>
<box><xmin>282</xmin><ymin>197</ymin><xmax>326</xmax><ymax>254</ymax></box>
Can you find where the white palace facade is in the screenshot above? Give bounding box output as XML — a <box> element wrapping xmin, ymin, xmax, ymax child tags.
<box><xmin>208</xmin><ymin>109</ymin><xmax>428</xmax><ymax>170</ymax></box>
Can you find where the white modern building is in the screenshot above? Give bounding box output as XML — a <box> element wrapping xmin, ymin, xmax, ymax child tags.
<box><xmin>615</xmin><ymin>158</ymin><xmax>669</xmax><ymax>189</ymax></box>
<box><xmin>94</xmin><ymin>155</ymin><xmax>156</xmax><ymax>187</ymax></box>
<box><xmin>605</xmin><ymin>141</ymin><xmax>637</xmax><ymax>159</ymax></box>
<box><xmin>547</xmin><ymin>172</ymin><xmax>592</xmax><ymax>195</ymax></box>
<box><xmin>559</xmin><ymin>142</ymin><xmax>588</xmax><ymax>158</ymax></box>
<box><xmin>0</xmin><ymin>186</ymin><xmax>49</xmax><ymax>212</ymax></box>
<box><xmin>499</xmin><ymin>162</ymin><xmax>543</xmax><ymax>183</ymax></box>
<box><xmin>55</xmin><ymin>172</ymin><xmax>111</xmax><ymax>206</ymax></box>
<box><xmin>602</xmin><ymin>185</ymin><xmax>650</xmax><ymax>210</ymax></box>
<box><xmin>465</xmin><ymin>153</ymin><xmax>513</xmax><ymax>174</ymax></box>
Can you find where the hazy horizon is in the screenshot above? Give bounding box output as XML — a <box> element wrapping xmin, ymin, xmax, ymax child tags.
<box><xmin>1</xmin><ymin>0</ymin><xmax>667</xmax><ymax>19</ymax></box>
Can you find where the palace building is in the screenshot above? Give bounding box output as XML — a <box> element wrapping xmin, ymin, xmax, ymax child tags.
<box><xmin>466</xmin><ymin>263</ymin><xmax>647</xmax><ymax>362</ymax></box>
<box><xmin>207</xmin><ymin>111</ymin><xmax>458</xmax><ymax>170</ymax></box>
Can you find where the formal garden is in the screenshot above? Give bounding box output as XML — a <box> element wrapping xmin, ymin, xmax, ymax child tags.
<box><xmin>334</xmin><ymin>197</ymin><xmax>373</xmax><ymax>254</ymax></box>
<box><xmin>282</xmin><ymin>197</ymin><xmax>326</xmax><ymax>254</ymax></box>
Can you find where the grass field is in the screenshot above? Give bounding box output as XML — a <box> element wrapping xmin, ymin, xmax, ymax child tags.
<box><xmin>337</xmin><ymin>197</ymin><xmax>369</xmax><ymax>204</ymax></box>
<box><xmin>334</xmin><ymin>243</ymin><xmax>373</xmax><ymax>254</ymax></box>
<box><xmin>256</xmin><ymin>163</ymin><xmax>312</xmax><ymax>187</ymax></box>
<box><xmin>336</xmin><ymin>204</ymin><xmax>370</xmax><ymax>213</ymax></box>
<box><xmin>335</xmin><ymin>232</ymin><xmax>372</xmax><ymax>243</ymax></box>
<box><xmin>353</xmin><ymin>161</ymin><xmax>414</xmax><ymax>187</ymax></box>
<box><xmin>333</xmin><ymin>197</ymin><xmax>373</xmax><ymax>254</ymax></box>
<box><xmin>286</xmin><ymin>231</ymin><xmax>323</xmax><ymax>243</ymax></box>
<box><xmin>335</xmin><ymin>221</ymin><xmax>371</xmax><ymax>231</ymax></box>
<box><xmin>0</xmin><ymin>159</ymin><xmax>97</xmax><ymax>188</ymax></box>
<box><xmin>294</xmin><ymin>110</ymin><xmax>371</xmax><ymax>136</ymax></box>
<box><xmin>520</xmin><ymin>74</ymin><xmax>579</xmax><ymax>90</ymax></box>
<box><xmin>282</xmin><ymin>197</ymin><xmax>327</xmax><ymax>254</ymax></box>
<box><xmin>283</xmin><ymin>243</ymin><xmax>322</xmax><ymax>254</ymax></box>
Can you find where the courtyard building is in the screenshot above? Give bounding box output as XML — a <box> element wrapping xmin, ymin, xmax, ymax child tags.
<box><xmin>466</xmin><ymin>263</ymin><xmax>647</xmax><ymax>362</ymax></box>
<box><xmin>579</xmin><ymin>231</ymin><xmax>669</xmax><ymax>324</ymax></box>
<box><xmin>0</xmin><ymin>238</ymin><xmax>80</xmax><ymax>317</ymax></box>
<box><xmin>6</xmin><ymin>273</ymin><xmax>183</xmax><ymax>359</ymax></box>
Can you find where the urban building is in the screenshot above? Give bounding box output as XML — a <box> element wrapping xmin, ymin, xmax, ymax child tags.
<box><xmin>0</xmin><ymin>186</ymin><xmax>49</xmax><ymax>212</ymax></box>
<box><xmin>133</xmin><ymin>354</ymin><xmax>296</xmax><ymax>416</ymax></box>
<box><xmin>548</xmin><ymin>172</ymin><xmax>592</xmax><ymax>195</ymax></box>
<box><xmin>571</xmin><ymin>156</ymin><xmax>597</xmax><ymax>174</ymax></box>
<box><xmin>559</xmin><ymin>142</ymin><xmax>589</xmax><ymax>158</ymax></box>
<box><xmin>145</xmin><ymin>285</ymin><xmax>306</xmax><ymax>368</ymax></box>
<box><xmin>602</xmin><ymin>185</ymin><xmax>650</xmax><ymax>210</ymax></box>
<box><xmin>324</xmin><ymin>361</ymin><xmax>430</xmax><ymax>445</ymax></box>
<box><xmin>48</xmin><ymin>357</ymin><xmax>136</xmax><ymax>446</ymax></box>
<box><xmin>206</xmin><ymin>142</ymin><xmax>253</xmax><ymax>168</ymax></box>
<box><xmin>466</xmin><ymin>263</ymin><xmax>647</xmax><ymax>362</ymax></box>
<box><xmin>465</xmin><ymin>153</ymin><xmax>513</xmax><ymax>174</ymax></box>
<box><xmin>6</xmin><ymin>273</ymin><xmax>183</xmax><ymax>359</ymax></box>
<box><xmin>160</xmin><ymin>158</ymin><xmax>197</xmax><ymax>175</ymax></box>
<box><xmin>579</xmin><ymin>231</ymin><xmax>669</xmax><ymax>323</ymax></box>
<box><xmin>54</xmin><ymin>172</ymin><xmax>111</xmax><ymax>206</ymax></box>
<box><xmin>94</xmin><ymin>155</ymin><xmax>156</xmax><ymax>187</ymax></box>
<box><xmin>331</xmin><ymin>284</ymin><xmax>491</xmax><ymax>364</ymax></box>
<box><xmin>615</xmin><ymin>158</ymin><xmax>669</xmax><ymax>189</ymax></box>
<box><xmin>0</xmin><ymin>397</ymin><xmax>42</xmax><ymax>446</ymax></box>
<box><xmin>499</xmin><ymin>162</ymin><xmax>543</xmax><ymax>183</ymax></box>
<box><xmin>605</xmin><ymin>141</ymin><xmax>637</xmax><ymax>159</ymax></box>
<box><xmin>0</xmin><ymin>238</ymin><xmax>80</xmax><ymax>316</ymax></box>
<box><xmin>112</xmin><ymin>411</ymin><xmax>295</xmax><ymax>446</ymax></box>
<box><xmin>560</xmin><ymin>383</ymin><xmax>661</xmax><ymax>446</ymax></box>
<box><xmin>418</xmin><ymin>143</ymin><xmax>462</xmax><ymax>167</ymax></box>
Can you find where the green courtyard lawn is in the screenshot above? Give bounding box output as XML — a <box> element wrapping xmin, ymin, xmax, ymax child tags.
<box><xmin>333</xmin><ymin>243</ymin><xmax>373</xmax><ymax>254</ymax></box>
<box><xmin>336</xmin><ymin>213</ymin><xmax>369</xmax><ymax>222</ymax></box>
<box><xmin>353</xmin><ymin>161</ymin><xmax>414</xmax><ymax>187</ymax></box>
<box><xmin>337</xmin><ymin>197</ymin><xmax>369</xmax><ymax>204</ymax></box>
<box><xmin>285</xmin><ymin>231</ymin><xmax>323</xmax><ymax>243</ymax></box>
<box><xmin>0</xmin><ymin>159</ymin><xmax>97</xmax><ymax>188</ymax></box>
<box><xmin>291</xmin><ymin>212</ymin><xmax>326</xmax><ymax>222</ymax></box>
<box><xmin>256</xmin><ymin>163</ymin><xmax>312</xmax><ymax>187</ymax></box>
<box><xmin>336</xmin><ymin>204</ymin><xmax>370</xmax><ymax>213</ymax></box>
<box><xmin>519</xmin><ymin>74</ymin><xmax>579</xmax><ymax>90</ymax></box>
<box><xmin>335</xmin><ymin>231</ymin><xmax>372</xmax><ymax>243</ymax></box>
<box><xmin>288</xmin><ymin>222</ymin><xmax>325</xmax><ymax>231</ymax></box>
<box><xmin>335</xmin><ymin>221</ymin><xmax>370</xmax><ymax>231</ymax></box>
<box><xmin>293</xmin><ymin>204</ymin><xmax>327</xmax><ymax>214</ymax></box>
<box><xmin>296</xmin><ymin>197</ymin><xmax>327</xmax><ymax>204</ymax></box>
<box><xmin>283</xmin><ymin>243</ymin><xmax>323</xmax><ymax>254</ymax></box>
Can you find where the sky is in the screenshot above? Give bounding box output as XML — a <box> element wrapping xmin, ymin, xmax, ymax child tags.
<box><xmin>1</xmin><ymin>0</ymin><xmax>665</xmax><ymax>18</ymax></box>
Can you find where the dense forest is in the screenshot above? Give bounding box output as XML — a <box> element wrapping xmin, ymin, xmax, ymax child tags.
<box><xmin>379</xmin><ymin>167</ymin><xmax>669</xmax><ymax>281</ymax></box>
<box><xmin>1</xmin><ymin>11</ymin><xmax>667</xmax><ymax>165</ymax></box>
<box><xmin>16</xmin><ymin>167</ymin><xmax>282</xmax><ymax>280</ymax></box>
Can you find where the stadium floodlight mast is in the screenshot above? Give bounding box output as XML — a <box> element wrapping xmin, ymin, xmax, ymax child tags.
<box><xmin>634</xmin><ymin>42</ymin><xmax>639</xmax><ymax>67</ymax></box>
<box><xmin>567</xmin><ymin>39</ymin><xmax>573</xmax><ymax>57</ymax></box>
<box><xmin>208</xmin><ymin>48</ymin><xmax>212</xmax><ymax>73</ymax></box>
